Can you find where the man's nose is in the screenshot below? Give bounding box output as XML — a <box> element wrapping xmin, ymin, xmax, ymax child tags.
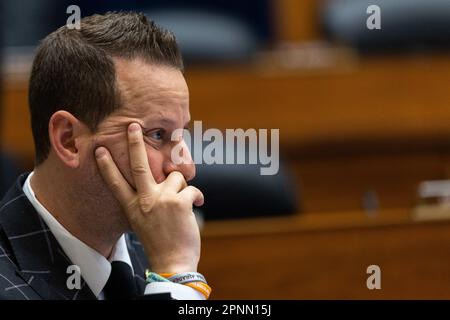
<box><xmin>164</xmin><ymin>140</ymin><xmax>196</xmax><ymax>181</ymax></box>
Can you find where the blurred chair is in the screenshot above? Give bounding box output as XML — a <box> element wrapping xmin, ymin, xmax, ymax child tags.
<box><xmin>191</xmin><ymin>146</ymin><xmax>299</xmax><ymax>221</ymax></box>
<box><xmin>321</xmin><ymin>0</ymin><xmax>450</xmax><ymax>52</ymax></box>
<box><xmin>145</xmin><ymin>9</ymin><xmax>258</xmax><ymax>63</ymax></box>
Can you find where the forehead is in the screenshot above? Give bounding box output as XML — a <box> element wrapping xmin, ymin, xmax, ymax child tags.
<box><xmin>113</xmin><ymin>58</ymin><xmax>189</xmax><ymax>123</ymax></box>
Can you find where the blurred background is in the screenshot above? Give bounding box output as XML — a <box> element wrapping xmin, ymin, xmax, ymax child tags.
<box><xmin>1</xmin><ymin>0</ymin><xmax>450</xmax><ymax>299</ymax></box>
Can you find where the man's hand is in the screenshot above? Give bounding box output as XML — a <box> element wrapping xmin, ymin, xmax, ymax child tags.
<box><xmin>95</xmin><ymin>123</ymin><xmax>204</xmax><ymax>273</ymax></box>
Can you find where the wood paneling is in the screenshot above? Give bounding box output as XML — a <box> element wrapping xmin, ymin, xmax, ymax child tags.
<box><xmin>200</xmin><ymin>210</ymin><xmax>450</xmax><ymax>299</ymax></box>
<box><xmin>186</xmin><ymin>56</ymin><xmax>450</xmax><ymax>147</ymax></box>
<box><xmin>291</xmin><ymin>151</ymin><xmax>450</xmax><ymax>212</ymax></box>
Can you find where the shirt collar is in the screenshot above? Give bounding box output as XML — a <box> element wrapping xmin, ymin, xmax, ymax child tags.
<box><xmin>22</xmin><ymin>171</ymin><xmax>133</xmax><ymax>298</ymax></box>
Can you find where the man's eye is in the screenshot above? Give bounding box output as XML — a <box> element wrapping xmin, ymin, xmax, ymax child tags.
<box><xmin>148</xmin><ymin>130</ymin><xmax>164</xmax><ymax>141</ymax></box>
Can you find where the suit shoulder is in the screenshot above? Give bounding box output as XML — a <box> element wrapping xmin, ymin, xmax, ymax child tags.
<box><xmin>0</xmin><ymin>242</ymin><xmax>29</xmax><ymax>299</ymax></box>
<box><xmin>0</xmin><ymin>226</ymin><xmax>21</xmax><ymax>283</ymax></box>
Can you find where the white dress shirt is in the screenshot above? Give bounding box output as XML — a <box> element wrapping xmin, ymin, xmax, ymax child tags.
<box><xmin>23</xmin><ymin>172</ymin><xmax>204</xmax><ymax>300</ymax></box>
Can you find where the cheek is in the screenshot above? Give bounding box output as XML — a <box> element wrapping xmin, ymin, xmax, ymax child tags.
<box><xmin>94</xmin><ymin>134</ymin><xmax>133</xmax><ymax>185</ymax></box>
<box><xmin>103</xmin><ymin>147</ymin><xmax>137</xmax><ymax>188</ymax></box>
<box><xmin>114</xmin><ymin>146</ymin><xmax>134</xmax><ymax>186</ymax></box>
<box><xmin>93</xmin><ymin>131</ymin><xmax>167</xmax><ymax>186</ymax></box>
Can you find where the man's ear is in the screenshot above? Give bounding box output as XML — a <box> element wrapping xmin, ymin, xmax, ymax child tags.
<box><xmin>48</xmin><ymin>110</ymin><xmax>86</xmax><ymax>169</ymax></box>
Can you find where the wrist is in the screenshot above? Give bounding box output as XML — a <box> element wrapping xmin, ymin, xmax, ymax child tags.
<box><xmin>150</xmin><ymin>262</ymin><xmax>198</xmax><ymax>274</ymax></box>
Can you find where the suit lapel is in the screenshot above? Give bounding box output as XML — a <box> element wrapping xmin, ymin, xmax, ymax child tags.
<box><xmin>0</xmin><ymin>173</ymin><xmax>96</xmax><ymax>300</ymax></box>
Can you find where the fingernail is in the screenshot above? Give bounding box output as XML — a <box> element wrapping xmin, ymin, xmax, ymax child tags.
<box><xmin>95</xmin><ymin>147</ymin><xmax>107</xmax><ymax>158</ymax></box>
<box><xmin>129</xmin><ymin>123</ymin><xmax>141</xmax><ymax>133</ymax></box>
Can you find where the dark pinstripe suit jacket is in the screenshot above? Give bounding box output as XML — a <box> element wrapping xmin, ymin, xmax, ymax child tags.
<box><xmin>0</xmin><ymin>173</ymin><xmax>159</xmax><ymax>300</ymax></box>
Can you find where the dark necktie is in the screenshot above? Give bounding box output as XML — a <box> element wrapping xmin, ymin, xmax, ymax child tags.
<box><xmin>103</xmin><ymin>261</ymin><xmax>138</xmax><ymax>300</ymax></box>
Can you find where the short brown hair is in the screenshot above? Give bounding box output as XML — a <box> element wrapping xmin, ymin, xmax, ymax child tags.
<box><xmin>29</xmin><ymin>12</ymin><xmax>183</xmax><ymax>165</ymax></box>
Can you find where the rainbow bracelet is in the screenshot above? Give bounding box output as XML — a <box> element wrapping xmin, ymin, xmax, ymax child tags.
<box><xmin>146</xmin><ymin>270</ymin><xmax>212</xmax><ymax>299</ymax></box>
<box><xmin>145</xmin><ymin>270</ymin><xmax>171</xmax><ymax>283</ymax></box>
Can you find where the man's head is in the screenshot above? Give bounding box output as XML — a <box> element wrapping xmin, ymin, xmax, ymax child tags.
<box><xmin>29</xmin><ymin>12</ymin><xmax>195</xmax><ymax>234</ymax></box>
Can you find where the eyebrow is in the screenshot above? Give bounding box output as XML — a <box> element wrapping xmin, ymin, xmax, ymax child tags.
<box><xmin>145</xmin><ymin>116</ymin><xmax>191</xmax><ymax>129</ymax></box>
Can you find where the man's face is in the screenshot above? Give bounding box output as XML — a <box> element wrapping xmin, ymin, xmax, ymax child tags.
<box><xmin>91</xmin><ymin>59</ymin><xmax>195</xmax><ymax>187</ymax></box>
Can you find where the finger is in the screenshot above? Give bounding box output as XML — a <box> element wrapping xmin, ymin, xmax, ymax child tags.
<box><xmin>95</xmin><ymin>146</ymin><xmax>134</xmax><ymax>205</ymax></box>
<box><xmin>162</xmin><ymin>171</ymin><xmax>188</xmax><ymax>194</ymax></box>
<box><xmin>178</xmin><ymin>186</ymin><xmax>204</xmax><ymax>207</ymax></box>
<box><xmin>127</xmin><ymin>123</ymin><xmax>156</xmax><ymax>195</ymax></box>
